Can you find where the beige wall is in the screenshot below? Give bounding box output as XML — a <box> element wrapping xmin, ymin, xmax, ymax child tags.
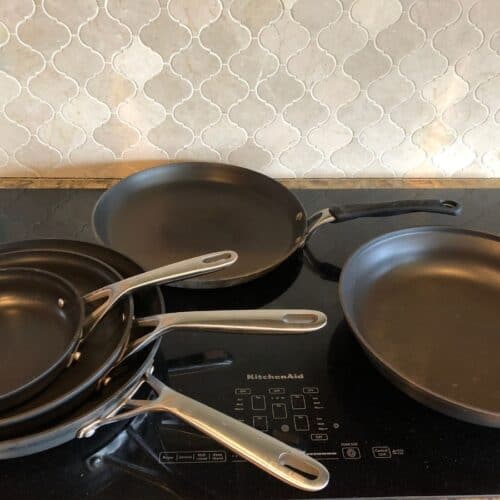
<box><xmin>0</xmin><ymin>0</ymin><xmax>499</xmax><ymax>179</ymax></box>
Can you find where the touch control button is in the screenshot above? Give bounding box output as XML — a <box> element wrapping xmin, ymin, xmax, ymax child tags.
<box><xmin>253</xmin><ymin>415</ymin><xmax>268</xmax><ymax>431</ymax></box>
<box><xmin>210</xmin><ymin>451</ymin><xmax>227</xmax><ymax>462</ymax></box>
<box><xmin>293</xmin><ymin>415</ymin><xmax>310</xmax><ymax>431</ymax></box>
<box><xmin>235</xmin><ymin>388</ymin><xmax>251</xmax><ymax>395</ymax></box>
<box><xmin>372</xmin><ymin>446</ymin><xmax>392</xmax><ymax>459</ymax></box>
<box><xmin>272</xmin><ymin>403</ymin><xmax>287</xmax><ymax>419</ymax></box>
<box><xmin>311</xmin><ymin>433</ymin><xmax>328</xmax><ymax>441</ymax></box>
<box><xmin>177</xmin><ymin>452</ymin><xmax>194</xmax><ymax>462</ymax></box>
<box><xmin>251</xmin><ymin>395</ymin><xmax>266</xmax><ymax>410</ymax></box>
<box><xmin>342</xmin><ymin>446</ymin><xmax>361</xmax><ymax>459</ymax></box>
<box><xmin>194</xmin><ymin>452</ymin><xmax>209</xmax><ymax>462</ymax></box>
<box><xmin>303</xmin><ymin>387</ymin><xmax>319</xmax><ymax>394</ymax></box>
<box><xmin>291</xmin><ymin>394</ymin><xmax>306</xmax><ymax>409</ymax></box>
<box><xmin>269</xmin><ymin>388</ymin><xmax>285</xmax><ymax>395</ymax></box>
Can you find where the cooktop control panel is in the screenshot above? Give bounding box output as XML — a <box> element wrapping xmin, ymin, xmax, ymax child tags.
<box><xmin>157</xmin><ymin>374</ymin><xmax>407</xmax><ymax>467</ymax></box>
<box><xmin>232</xmin><ymin>382</ymin><xmax>331</xmax><ymax>445</ymax></box>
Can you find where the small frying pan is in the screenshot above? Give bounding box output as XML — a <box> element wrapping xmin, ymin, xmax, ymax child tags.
<box><xmin>0</xmin><ymin>268</ymin><xmax>84</xmax><ymax>411</ymax></box>
<box><xmin>92</xmin><ymin>162</ymin><xmax>461</xmax><ymax>288</ymax></box>
<box><xmin>0</xmin><ymin>251</ymin><xmax>237</xmax><ymax>412</ymax></box>
<box><xmin>339</xmin><ymin>226</ymin><xmax>500</xmax><ymax>427</ymax></box>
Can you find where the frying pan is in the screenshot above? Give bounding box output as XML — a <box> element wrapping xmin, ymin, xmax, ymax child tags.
<box><xmin>0</xmin><ymin>239</ymin><xmax>162</xmax><ymax>436</ymax></box>
<box><xmin>0</xmin><ymin>245</ymin><xmax>325</xmax><ymax>435</ymax></box>
<box><xmin>0</xmin><ymin>250</ymin><xmax>235</xmax><ymax>413</ymax></box>
<box><xmin>92</xmin><ymin>162</ymin><xmax>461</xmax><ymax>288</ymax></box>
<box><xmin>0</xmin><ymin>255</ymin><xmax>330</xmax><ymax>491</ymax></box>
<box><xmin>339</xmin><ymin>226</ymin><xmax>500</xmax><ymax>427</ymax></box>
<box><xmin>0</xmin><ymin>249</ymin><xmax>133</xmax><ymax>433</ymax></box>
<box><xmin>0</xmin><ymin>268</ymin><xmax>84</xmax><ymax>411</ymax></box>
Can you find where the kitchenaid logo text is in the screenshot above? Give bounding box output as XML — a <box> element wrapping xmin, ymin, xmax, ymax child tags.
<box><xmin>246</xmin><ymin>373</ymin><xmax>304</xmax><ymax>380</ymax></box>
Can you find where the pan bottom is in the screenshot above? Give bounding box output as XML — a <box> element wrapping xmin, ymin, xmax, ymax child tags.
<box><xmin>356</xmin><ymin>260</ymin><xmax>500</xmax><ymax>413</ymax></box>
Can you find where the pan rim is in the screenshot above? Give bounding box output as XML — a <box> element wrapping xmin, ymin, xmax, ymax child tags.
<box><xmin>0</xmin><ymin>267</ymin><xmax>85</xmax><ymax>406</ymax></box>
<box><xmin>338</xmin><ymin>224</ymin><xmax>500</xmax><ymax>423</ymax></box>
<box><xmin>91</xmin><ymin>161</ymin><xmax>308</xmax><ymax>287</ymax></box>
<box><xmin>0</xmin><ymin>340</ymin><xmax>160</xmax><ymax>458</ymax></box>
<box><xmin>0</xmin><ymin>248</ymin><xmax>133</xmax><ymax>428</ymax></box>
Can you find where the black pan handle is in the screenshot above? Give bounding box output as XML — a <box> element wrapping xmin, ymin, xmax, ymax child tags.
<box><xmin>305</xmin><ymin>199</ymin><xmax>461</xmax><ymax>240</ymax></box>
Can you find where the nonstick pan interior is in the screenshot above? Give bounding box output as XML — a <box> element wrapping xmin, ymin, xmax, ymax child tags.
<box><xmin>0</xmin><ymin>240</ymin><xmax>164</xmax><ymax>458</ymax></box>
<box><xmin>93</xmin><ymin>163</ymin><xmax>306</xmax><ymax>287</ymax></box>
<box><xmin>0</xmin><ymin>268</ymin><xmax>83</xmax><ymax>411</ymax></box>
<box><xmin>0</xmin><ymin>249</ymin><xmax>132</xmax><ymax>436</ymax></box>
<box><xmin>339</xmin><ymin>226</ymin><xmax>500</xmax><ymax>426</ymax></box>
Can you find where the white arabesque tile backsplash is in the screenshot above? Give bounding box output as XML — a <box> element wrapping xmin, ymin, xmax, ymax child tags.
<box><xmin>0</xmin><ymin>0</ymin><xmax>499</xmax><ymax>178</ymax></box>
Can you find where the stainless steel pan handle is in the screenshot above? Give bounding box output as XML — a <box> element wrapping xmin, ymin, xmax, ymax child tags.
<box><xmin>83</xmin><ymin>251</ymin><xmax>237</xmax><ymax>332</ymax></box>
<box><xmin>78</xmin><ymin>375</ymin><xmax>330</xmax><ymax>492</ymax></box>
<box><xmin>121</xmin><ymin>309</ymin><xmax>328</xmax><ymax>361</ymax></box>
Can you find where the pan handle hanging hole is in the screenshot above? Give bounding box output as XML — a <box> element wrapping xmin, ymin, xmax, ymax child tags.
<box><xmin>282</xmin><ymin>313</ymin><xmax>316</xmax><ymax>324</ymax></box>
<box><xmin>58</xmin><ymin>298</ymin><xmax>65</xmax><ymax>308</ymax></box>
<box><xmin>203</xmin><ymin>252</ymin><xmax>233</xmax><ymax>264</ymax></box>
<box><xmin>441</xmin><ymin>200</ymin><xmax>458</xmax><ymax>208</ymax></box>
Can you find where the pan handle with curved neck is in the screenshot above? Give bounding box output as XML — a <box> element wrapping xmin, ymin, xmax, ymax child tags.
<box><xmin>304</xmin><ymin>199</ymin><xmax>461</xmax><ymax>242</ymax></box>
<box><xmin>121</xmin><ymin>309</ymin><xmax>327</xmax><ymax>361</ymax></box>
<box><xmin>78</xmin><ymin>374</ymin><xmax>330</xmax><ymax>492</ymax></box>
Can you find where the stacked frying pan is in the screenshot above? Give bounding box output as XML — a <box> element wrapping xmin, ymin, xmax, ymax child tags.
<box><xmin>0</xmin><ymin>242</ymin><xmax>330</xmax><ymax>491</ymax></box>
<box><xmin>2</xmin><ymin>161</ymin><xmax>500</xmax><ymax>493</ymax></box>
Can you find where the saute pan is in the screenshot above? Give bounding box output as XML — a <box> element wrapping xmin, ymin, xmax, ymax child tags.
<box><xmin>92</xmin><ymin>162</ymin><xmax>461</xmax><ymax>287</ymax></box>
<box><xmin>339</xmin><ymin>226</ymin><xmax>500</xmax><ymax>427</ymax></box>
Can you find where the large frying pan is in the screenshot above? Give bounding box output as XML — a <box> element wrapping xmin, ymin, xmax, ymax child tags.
<box><xmin>339</xmin><ymin>226</ymin><xmax>500</xmax><ymax>427</ymax></box>
<box><xmin>92</xmin><ymin>162</ymin><xmax>461</xmax><ymax>288</ymax></box>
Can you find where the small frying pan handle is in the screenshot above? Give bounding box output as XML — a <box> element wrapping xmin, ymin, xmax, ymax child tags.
<box><xmin>121</xmin><ymin>309</ymin><xmax>327</xmax><ymax>361</ymax></box>
<box><xmin>305</xmin><ymin>199</ymin><xmax>461</xmax><ymax>241</ymax></box>
<box><xmin>83</xmin><ymin>250</ymin><xmax>238</xmax><ymax>333</ymax></box>
<box><xmin>79</xmin><ymin>375</ymin><xmax>330</xmax><ymax>492</ymax></box>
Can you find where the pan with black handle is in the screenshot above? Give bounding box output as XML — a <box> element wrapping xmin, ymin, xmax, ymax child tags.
<box><xmin>92</xmin><ymin>162</ymin><xmax>462</xmax><ymax>287</ymax></box>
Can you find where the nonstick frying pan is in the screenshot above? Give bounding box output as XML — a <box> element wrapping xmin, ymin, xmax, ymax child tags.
<box><xmin>0</xmin><ymin>250</ymin><xmax>234</xmax><ymax>413</ymax></box>
<box><xmin>0</xmin><ymin>240</ymin><xmax>163</xmax><ymax>436</ymax></box>
<box><xmin>0</xmin><ymin>249</ymin><xmax>133</xmax><ymax>433</ymax></box>
<box><xmin>0</xmin><ymin>259</ymin><xmax>329</xmax><ymax>490</ymax></box>
<box><xmin>0</xmin><ymin>268</ymin><xmax>84</xmax><ymax>411</ymax></box>
<box><xmin>92</xmin><ymin>162</ymin><xmax>461</xmax><ymax>288</ymax></box>
<box><xmin>339</xmin><ymin>226</ymin><xmax>500</xmax><ymax>427</ymax></box>
<box><xmin>14</xmin><ymin>248</ymin><xmax>326</xmax><ymax>378</ymax></box>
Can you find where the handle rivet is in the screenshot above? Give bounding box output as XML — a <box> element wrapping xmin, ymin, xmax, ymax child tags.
<box><xmin>296</xmin><ymin>212</ymin><xmax>303</xmax><ymax>221</ymax></box>
<box><xmin>90</xmin><ymin>457</ymin><xmax>102</xmax><ymax>468</ymax></box>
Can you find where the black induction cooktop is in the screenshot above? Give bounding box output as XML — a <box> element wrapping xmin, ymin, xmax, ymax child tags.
<box><xmin>0</xmin><ymin>187</ymin><xmax>499</xmax><ymax>499</ymax></box>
